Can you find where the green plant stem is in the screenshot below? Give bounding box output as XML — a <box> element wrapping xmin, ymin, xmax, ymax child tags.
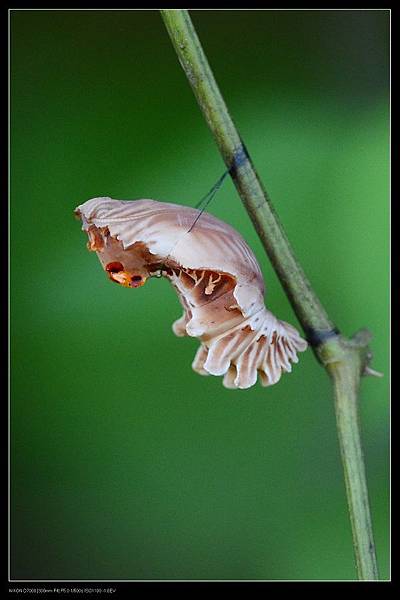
<box><xmin>161</xmin><ymin>9</ymin><xmax>380</xmax><ymax>580</ymax></box>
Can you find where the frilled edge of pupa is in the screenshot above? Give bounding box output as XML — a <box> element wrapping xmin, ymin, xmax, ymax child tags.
<box><xmin>191</xmin><ymin>307</ymin><xmax>307</xmax><ymax>389</ymax></box>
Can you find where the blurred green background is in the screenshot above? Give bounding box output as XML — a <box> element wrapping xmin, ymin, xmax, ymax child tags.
<box><xmin>10</xmin><ymin>9</ymin><xmax>389</xmax><ymax>581</ymax></box>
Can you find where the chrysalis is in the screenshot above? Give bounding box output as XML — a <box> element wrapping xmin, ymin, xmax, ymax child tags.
<box><xmin>75</xmin><ymin>197</ymin><xmax>307</xmax><ymax>389</ymax></box>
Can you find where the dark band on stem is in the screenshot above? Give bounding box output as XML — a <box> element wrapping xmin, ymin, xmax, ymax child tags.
<box><xmin>304</xmin><ymin>326</ymin><xmax>341</xmax><ymax>347</ymax></box>
<box><xmin>229</xmin><ymin>143</ymin><xmax>250</xmax><ymax>177</ymax></box>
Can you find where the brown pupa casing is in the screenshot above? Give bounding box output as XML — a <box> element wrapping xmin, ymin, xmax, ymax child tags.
<box><xmin>75</xmin><ymin>197</ymin><xmax>307</xmax><ymax>389</ymax></box>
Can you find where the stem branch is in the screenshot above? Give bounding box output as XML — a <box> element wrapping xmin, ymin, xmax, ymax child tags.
<box><xmin>160</xmin><ymin>9</ymin><xmax>380</xmax><ymax>580</ymax></box>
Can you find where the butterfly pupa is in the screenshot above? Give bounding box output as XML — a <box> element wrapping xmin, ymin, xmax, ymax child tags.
<box><xmin>75</xmin><ymin>197</ymin><xmax>307</xmax><ymax>389</ymax></box>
